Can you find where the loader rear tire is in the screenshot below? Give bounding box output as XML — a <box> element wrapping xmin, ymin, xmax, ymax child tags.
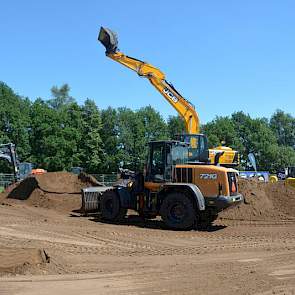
<box><xmin>101</xmin><ymin>190</ymin><xmax>127</xmax><ymax>221</ymax></box>
<box><xmin>160</xmin><ymin>192</ymin><xmax>196</xmax><ymax>230</ymax></box>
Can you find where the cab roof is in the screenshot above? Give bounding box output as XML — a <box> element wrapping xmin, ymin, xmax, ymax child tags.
<box><xmin>148</xmin><ymin>140</ymin><xmax>188</xmax><ymax>145</ymax></box>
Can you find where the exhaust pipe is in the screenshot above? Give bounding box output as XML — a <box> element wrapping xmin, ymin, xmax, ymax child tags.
<box><xmin>98</xmin><ymin>27</ymin><xmax>118</xmax><ymax>54</ymax></box>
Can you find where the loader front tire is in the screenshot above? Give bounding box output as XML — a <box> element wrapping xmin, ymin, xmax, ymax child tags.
<box><xmin>101</xmin><ymin>190</ymin><xmax>127</xmax><ymax>221</ymax></box>
<box><xmin>160</xmin><ymin>192</ymin><xmax>196</xmax><ymax>230</ymax></box>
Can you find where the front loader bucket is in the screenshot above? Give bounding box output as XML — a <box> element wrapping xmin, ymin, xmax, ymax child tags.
<box><xmin>98</xmin><ymin>27</ymin><xmax>118</xmax><ymax>54</ymax></box>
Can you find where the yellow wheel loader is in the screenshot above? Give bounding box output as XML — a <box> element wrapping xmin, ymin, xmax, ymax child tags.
<box><xmin>82</xmin><ymin>140</ymin><xmax>243</xmax><ymax>229</ymax></box>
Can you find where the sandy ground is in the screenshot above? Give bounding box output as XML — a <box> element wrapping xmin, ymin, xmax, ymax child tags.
<box><xmin>0</xmin><ymin>199</ymin><xmax>294</xmax><ymax>295</ymax></box>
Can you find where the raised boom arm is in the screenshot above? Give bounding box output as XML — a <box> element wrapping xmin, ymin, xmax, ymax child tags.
<box><xmin>98</xmin><ymin>27</ymin><xmax>239</xmax><ymax>167</ymax></box>
<box><xmin>99</xmin><ymin>27</ymin><xmax>200</xmax><ymax>134</ymax></box>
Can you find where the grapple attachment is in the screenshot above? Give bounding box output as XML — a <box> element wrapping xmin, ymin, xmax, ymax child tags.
<box><xmin>98</xmin><ymin>27</ymin><xmax>118</xmax><ymax>54</ymax></box>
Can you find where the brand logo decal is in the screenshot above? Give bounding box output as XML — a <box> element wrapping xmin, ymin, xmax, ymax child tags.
<box><xmin>163</xmin><ymin>88</ymin><xmax>178</xmax><ymax>103</ymax></box>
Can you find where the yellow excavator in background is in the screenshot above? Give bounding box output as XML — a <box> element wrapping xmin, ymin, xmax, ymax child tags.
<box><xmin>98</xmin><ymin>27</ymin><xmax>239</xmax><ymax>167</ymax></box>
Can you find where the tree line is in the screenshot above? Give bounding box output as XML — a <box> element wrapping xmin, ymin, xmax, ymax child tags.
<box><xmin>0</xmin><ymin>81</ymin><xmax>294</xmax><ymax>173</ymax></box>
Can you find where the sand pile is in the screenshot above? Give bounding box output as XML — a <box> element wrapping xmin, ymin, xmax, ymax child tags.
<box><xmin>24</xmin><ymin>189</ymin><xmax>82</xmax><ymax>212</ymax></box>
<box><xmin>3</xmin><ymin>172</ymin><xmax>102</xmax><ymax>212</ymax></box>
<box><xmin>266</xmin><ymin>181</ymin><xmax>295</xmax><ymax>217</ymax></box>
<box><xmin>219</xmin><ymin>179</ymin><xmax>295</xmax><ymax>221</ymax></box>
<box><xmin>0</xmin><ymin>247</ymin><xmax>49</xmax><ymax>276</ymax></box>
<box><xmin>8</xmin><ymin>172</ymin><xmax>101</xmax><ymax>199</ymax></box>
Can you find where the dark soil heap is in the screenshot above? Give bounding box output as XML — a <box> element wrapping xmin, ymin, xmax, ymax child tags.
<box><xmin>3</xmin><ymin>172</ymin><xmax>101</xmax><ymax>212</ymax></box>
<box><xmin>219</xmin><ymin>178</ymin><xmax>295</xmax><ymax>221</ymax></box>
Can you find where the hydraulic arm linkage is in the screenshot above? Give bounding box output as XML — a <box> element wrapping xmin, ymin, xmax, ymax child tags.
<box><xmin>105</xmin><ymin>52</ymin><xmax>200</xmax><ymax>135</ymax></box>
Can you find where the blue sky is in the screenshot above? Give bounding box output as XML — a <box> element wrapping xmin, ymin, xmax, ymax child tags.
<box><xmin>1</xmin><ymin>0</ymin><xmax>294</xmax><ymax>122</ymax></box>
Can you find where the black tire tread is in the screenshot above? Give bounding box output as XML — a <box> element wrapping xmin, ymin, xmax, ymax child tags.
<box><xmin>101</xmin><ymin>190</ymin><xmax>127</xmax><ymax>221</ymax></box>
<box><xmin>160</xmin><ymin>192</ymin><xmax>196</xmax><ymax>230</ymax></box>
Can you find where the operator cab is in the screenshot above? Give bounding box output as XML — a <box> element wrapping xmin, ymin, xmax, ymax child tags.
<box><xmin>145</xmin><ymin>140</ymin><xmax>189</xmax><ymax>183</ymax></box>
<box><xmin>175</xmin><ymin>134</ymin><xmax>210</xmax><ymax>164</ymax></box>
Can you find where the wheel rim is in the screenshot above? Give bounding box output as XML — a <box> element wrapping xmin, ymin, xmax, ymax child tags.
<box><xmin>170</xmin><ymin>203</ymin><xmax>186</xmax><ymax>221</ymax></box>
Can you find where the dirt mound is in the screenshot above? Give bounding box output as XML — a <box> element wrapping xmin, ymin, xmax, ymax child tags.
<box><xmin>0</xmin><ymin>247</ymin><xmax>49</xmax><ymax>276</ymax></box>
<box><xmin>5</xmin><ymin>172</ymin><xmax>295</xmax><ymax>221</ymax></box>
<box><xmin>7</xmin><ymin>177</ymin><xmax>39</xmax><ymax>200</ymax></box>
<box><xmin>36</xmin><ymin>172</ymin><xmax>97</xmax><ymax>194</ymax></box>
<box><xmin>27</xmin><ymin>188</ymin><xmax>82</xmax><ymax>212</ymax></box>
<box><xmin>219</xmin><ymin>179</ymin><xmax>295</xmax><ymax>221</ymax></box>
<box><xmin>78</xmin><ymin>171</ymin><xmax>103</xmax><ymax>187</ymax></box>
<box><xmin>7</xmin><ymin>172</ymin><xmax>102</xmax><ymax>201</ymax></box>
<box><xmin>266</xmin><ymin>182</ymin><xmax>295</xmax><ymax>217</ymax></box>
<box><xmin>4</xmin><ymin>172</ymin><xmax>100</xmax><ymax>212</ymax></box>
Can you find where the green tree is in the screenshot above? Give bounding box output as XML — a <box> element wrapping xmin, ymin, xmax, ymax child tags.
<box><xmin>60</xmin><ymin>102</ymin><xmax>84</xmax><ymax>168</ymax></box>
<box><xmin>202</xmin><ymin>116</ymin><xmax>243</xmax><ymax>149</ymax></box>
<box><xmin>137</xmin><ymin>105</ymin><xmax>167</xmax><ymax>141</ymax></box>
<box><xmin>48</xmin><ymin>84</ymin><xmax>75</xmax><ymax>110</ymax></box>
<box><xmin>272</xmin><ymin>146</ymin><xmax>295</xmax><ymax>171</ymax></box>
<box><xmin>115</xmin><ymin>106</ymin><xmax>168</xmax><ymax>171</ymax></box>
<box><xmin>167</xmin><ymin>115</ymin><xmax>185</xmax><ymax>139</ymax></box>
<box><xmin>0</xmin><ymin>82</ymin><xmax>31</xmax><ymax>160</ymax></box>
<box><xmin>79</xmin><ymin>99</ymin><xmax>103</xmax><ymax>173</ymax></box>
<box><xmin>270</xmin><ymin>109</ymin><xmax>295</xmax><ymax>147</ymax></box>
<box><xmin>2</xmin><ymin>81</ymin><xmax>295</xmax><ymax>174</ymax></box>
<box><xmin>100</xmin><ymin>107</ymin><xmax>120</xmax><ymax>173</ymax></box>
<box><xmin>231</xmin><ymin>112</ymin><xmax>282</xmax><ymax>171</ymax></box>
<box><xmin>117</xmin><ymin>107</ymin><xmax>145</xmax><ymax>171</ymax></box>
<box><xmin>29</xmin><ymin>98</ymin><xmax>65</xmax><ymax>170</ymax></box>
<box><xmin>30</xmin><ymin>96</ymin><xmax>83</xmax><ymax>171</ymax></box>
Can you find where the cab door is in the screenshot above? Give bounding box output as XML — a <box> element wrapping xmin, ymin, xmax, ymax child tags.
<box><xmin>145</xmin><ymin>142</ymin><xmax>172</xmax><ymax>183</ymax></box>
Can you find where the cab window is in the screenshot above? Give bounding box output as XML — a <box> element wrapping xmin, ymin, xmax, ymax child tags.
<box><xmin>151</xmin><ymin>144</ymin><xmax>165</xmax><ymax>181</ymax></box>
